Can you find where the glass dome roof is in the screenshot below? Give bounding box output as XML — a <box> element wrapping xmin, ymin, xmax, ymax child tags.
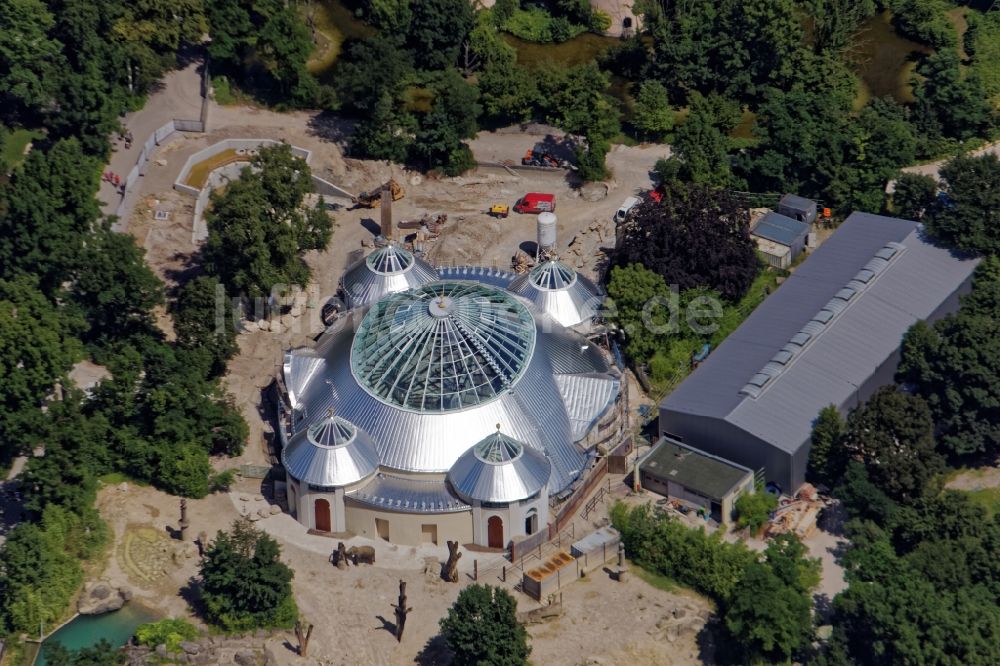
<box><xmin>350</xmin><ymin>282</ymin><xmax>536</xmax><ymax>413</ymax></box>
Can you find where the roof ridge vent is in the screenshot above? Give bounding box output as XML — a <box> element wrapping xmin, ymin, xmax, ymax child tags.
<box><xmin>739</xmin><ymin>240</ymin><xmax>906</xmax><ymax>398</ymax></box>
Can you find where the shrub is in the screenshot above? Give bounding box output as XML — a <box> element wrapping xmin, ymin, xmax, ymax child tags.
<box><xmin>734</xmin><ymin>490</ymin><xmax>778</xmax><ymax>534</ymax></box>
<box><xmin>136</xmin><ymin>618</ymin><xmax>199</xmax><ymax>652</ymax></box>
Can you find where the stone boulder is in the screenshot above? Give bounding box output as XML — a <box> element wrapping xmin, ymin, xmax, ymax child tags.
<box><xmin>78</xmin><ymin>581</ymin><xmax>131</xmax><ymax>615</ymax></box>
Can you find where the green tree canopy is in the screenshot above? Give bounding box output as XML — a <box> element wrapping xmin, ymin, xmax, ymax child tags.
<box><xmin>807</xmin><ymin>405</ymin><xmax>846</xmax><ymax>489</ymax></box>
<box><xmin>891</xmin><ymin>172</ymin><xmax>937</xmax><ymax>221</ymax></box>
<box><xmin>724</xmin><ymin>560</ymin><xmax>813</xmax><ymax>662</ymax></box>
<box><xmin>734</xmin><ymin>490</ymin><xmax>778</xmax><ymax>534</ymax></box>
<box><xmin>923</xmin><ymin>153</ymin><xmax>1000</xmax><ymax>255</ymax></box>
<box><xmin>897</xmin><ymin>257</ymin><xmax>1000</xmax><ymax>458</ymax></box>
<box><xmin>203</xmin><ymin>144</ymin><xmax>332</xmax><ymax>298</ymax></box>
<box><xmin>0</xmin><ymin>277</ymin><xmax>82</xmax><ymax>460</ymax></box>
<box><xmin>439</xmin><ymin>584</ymin><xmax>530</xmax><ymax>666</ymax></box>
<box><xmin>173</xmin><ymin>275</ymin><xmax>239</xmax><ymax>378</ymax></box>
<box><xmin>631</xmin><ymin>80</ymin><xmax>673</xmax><ymax>141</ymax></box>
<box><xmin>199</xmin><ymin>518</ymin><xmax>297</xmax><ymax>632</ymax></box>
<box><xmin>841</xmin><ymin>386</ymin><xmax>944</xmax><ymax>503</ymax></box>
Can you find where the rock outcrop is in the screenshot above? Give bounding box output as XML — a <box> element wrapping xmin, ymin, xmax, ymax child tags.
<box><xmin>77</xmin><ymin>581</ymin><xmax>132</xmax><ymax>615</ymax></box>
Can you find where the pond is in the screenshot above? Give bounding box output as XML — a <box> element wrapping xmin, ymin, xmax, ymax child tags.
<box><xmin>307</xmin><ymin>0</ymin><xmax>374</xmax><ymax>82</ymax></box>
<box><xmin>35</xmin><ymin>605</ymin><xmax>160</xmax><ymax>666</ymax></box>
<box><xmin>850</xmin><ymin>11</ymin><xmax>931</xmax><ymax>106</ymax></box>
<box><xmin>503</xmin><ymin>32</ymin><xmax>622</xmax><ymax>69</ymax></box>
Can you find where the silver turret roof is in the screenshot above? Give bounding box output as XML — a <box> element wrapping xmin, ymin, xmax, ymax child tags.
<box><xmin>509</xmin><ymin>260</ymin><xmax>603</xmax><ymax>329</ymax></box>
<box><xmin>448</xmin><ymin>430</ymin><xmax>551</xmax><ymax>503</ymax></box>
<box><xmin>341</xmin><ymin>245</ymin><xmax>439</xmax><ymax>308</ymax></box>
<box><xmin>281</xmin><ymin>414</ymin><xmax>380</xmax><ymax>487</ymax></box>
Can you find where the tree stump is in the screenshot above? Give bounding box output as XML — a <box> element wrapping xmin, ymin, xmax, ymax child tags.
<box><xmin>294</xmin><ymin>621</ymin><xmax>314</xmax><ymax>657</ymax></box>
<box><xmin>444</xmin><ymin>540</ymin><xmax>462</xmax><ymax>583</ymax></box>
<box><xmin>179</xmin><ymin>499</ymin><xmax>190</xmax><ymax>541</ymax></box>
<box><xmin>391</xmin><ymin>580</ymin><xmax>412</xmax><ymax>642</ymax></box>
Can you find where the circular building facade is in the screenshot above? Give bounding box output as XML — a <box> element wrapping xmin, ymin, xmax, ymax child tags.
<box><xmin>279</xmin><ymin>252</ymin><xmax>623</xmax><ymax>547</ymax></box>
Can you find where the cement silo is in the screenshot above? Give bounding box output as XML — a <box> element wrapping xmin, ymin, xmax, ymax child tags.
<box><xmin>536</xmin><ymin>212</ymin><xmax>557</xmax><ymax>259</ymax></box>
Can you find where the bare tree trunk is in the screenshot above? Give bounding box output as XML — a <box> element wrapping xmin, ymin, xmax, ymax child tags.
<box><xmin>295</xmin><ymin>621</ymin><xmax>314</xmax><ymax>657</ymax></box>
<box><xmin>444</xmin><ymin>540</ymin><xmax>462</xmax><ymax>582</ymax></box>
<box><xmin>391</xmin><ymin>580</ymin><xmax>412</xmax><ymax>642</ymax></box>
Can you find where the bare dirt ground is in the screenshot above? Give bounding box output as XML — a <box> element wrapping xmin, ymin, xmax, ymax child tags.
<box><xmin>94</xmin><ymin>476</ymin><xmax>710</xmax><ymax>666</ymax></box>
<box><xmin>945</xmin><ymin>466</ymin><xmax>1000</xmax><ymax>491</ymax></box>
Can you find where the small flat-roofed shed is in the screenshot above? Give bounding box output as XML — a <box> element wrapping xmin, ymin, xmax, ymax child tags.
<box><xmin>638</xmin><ymin>437</ymin><xmax>754</xmax><ymax>523</ymax></box>
<box><xmin>777</xmin><ymin>193</ymin><xmax>818</xmax><ymax>224</ymax></box>
<box><xmin>752</xmin><ymin>211</ymin><xmax>811</xmax><ymax>267</ymax></box>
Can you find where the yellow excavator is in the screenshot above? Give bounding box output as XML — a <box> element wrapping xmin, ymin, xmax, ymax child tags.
<box><xmin>353</xmin><ymin>178</ymin><xmax>405</xmax><ymax>208</ymax></box>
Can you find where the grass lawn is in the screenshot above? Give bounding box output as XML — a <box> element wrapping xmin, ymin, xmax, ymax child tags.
<box><xmin>2</xmin><ymin>128</ymin><xmax>43</xmax><ymax>171</ymax></box>
<box><xmin>961</xmin><ymin>487</ymin><xmax>1000</xmax><ymax>519</ymax></box>
<box><xmin>632</xmin><ymin>562</ymin><xmax>679</xmax><ymax>593</ymax></box>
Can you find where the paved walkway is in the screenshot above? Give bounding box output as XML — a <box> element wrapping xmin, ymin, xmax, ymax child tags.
<box><xmin>901</xmin><ymin>140</ymin><xmax>1000</xmax><ymax>180</ymax></box>
<box><xmin>100</xmin><ymin>59</ymin><xmax>204</xmax><ymax>225</ymax></box>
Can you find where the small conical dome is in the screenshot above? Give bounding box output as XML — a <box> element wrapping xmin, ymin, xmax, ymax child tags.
<box><xmin>341</xmin><ymin>244</ymin><xmax>439</xmax><ymax>308</ymax></box>
<box><xmin>448</xmin><ymin>429</ymin><xmax>550</xmax><ymax>503</ymax></box>
<box><xmin>509</xmin><ymin>259</ymin><xmax>602</xmax><ymax>328</ymax></box>
<box><xmin>282</xmin><ymin>415</ymin><xmax>380</xmax><ymax>487</ymax></box>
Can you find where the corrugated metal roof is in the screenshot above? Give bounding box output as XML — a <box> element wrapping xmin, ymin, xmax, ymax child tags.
<box><xmin>285</xmin><ymin>292</ymin><xmax>619</xmax><ymax>493</ymax></box>
<box><xmin>508</xmin><ymin>260</ymin><xmax>604</xmax><ymax>329</ymax></box>
<box><xmin>341</xmin><ymin>245</ymin><xmax>439</xmax><ymax>308</ymax></box>
<box><xmin>448</xmin><ymin>430</ymin><xmax>551</xmax><ymax>503</ymax></box>
<box><xmin>662</xmin><ymin>213</ymin><xmax>980</xmax><ymax>455</ymax></box>
<box><xmin>348</xmin><ymin>473</ymin><xmax>469</xmax><ymax>513</ymax></box>
<box><xmin>752</xmin><ymin>212</ymin><xmax>810</xmax><ymax>247</ymax></box>
<box><xmin>778</xmin><ymin>193</ymin><xmax>816</xmax><ymax>214</ymax></box>
<box><xmin>281</xmin><ymin>415</ymin><xmax>380</xmax><ymax>487</ymax></box>
<box><xmin>554</xmin><ymin>373</ymin><xmax>621</xmax><ymax>440</ymax></box>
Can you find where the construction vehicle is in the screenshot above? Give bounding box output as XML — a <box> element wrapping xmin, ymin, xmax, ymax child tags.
<box><xmin>522</xmin><ymin>149</ymin><xmax>561</xmax><ymax>168</ymax></box>
<box><xmin>353</xmin><ymin>178</ymin><xmax>405</xmax><ymax>208</ymax></box>
<box><xmin>513</xmin><ymin>193</ymin><xmax>556</xmax><ymax>214</ymax></box>
<box><xmin>489</xmin><ymin>204</ymin><xmax>509</xmax><ymax>218</ymax></box>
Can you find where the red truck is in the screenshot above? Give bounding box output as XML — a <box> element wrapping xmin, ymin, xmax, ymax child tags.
<box><xmin>513</xmin><ymin>192</ymin><xmax>556</xmax><ymax>214</ymax></box>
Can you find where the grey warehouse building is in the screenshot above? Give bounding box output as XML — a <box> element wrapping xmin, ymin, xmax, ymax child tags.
<box><xmin>659</xmin><ymin>212</ymin><xmax>980</xmax><ymax>493</ymax></box>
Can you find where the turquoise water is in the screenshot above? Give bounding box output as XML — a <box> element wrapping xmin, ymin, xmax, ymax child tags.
<box><xmin>37</xmin><ymin>605</ymin><xmax>160</xmax><ymax>665</ymax></box>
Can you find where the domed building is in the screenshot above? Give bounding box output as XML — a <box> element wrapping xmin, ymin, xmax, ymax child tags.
<box><xmin>278</xmin><ymin>247</ymin><xmax>624</xmax><ymax>548</ymax></box>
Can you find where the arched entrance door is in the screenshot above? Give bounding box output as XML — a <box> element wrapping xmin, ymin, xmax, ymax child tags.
<box><xmin>314</xmin><ymin>498</ymin><xmax>331</xmax><ymax>532</ymax></box>
<box><xmin>525</xmin><ymin>509</ymin><xmax>538</xmax><ymax>536</ymax></box>
<box><xmin>487</xmin><ymin>516</ymin><xmax>504</xmax><ymax>549</ymax></box>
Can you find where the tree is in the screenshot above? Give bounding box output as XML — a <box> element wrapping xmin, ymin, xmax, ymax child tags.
<box><xmin>206</xmin><ymin>0</ymin><xmax>320</xmax><ymax>105</ymax></box>
<box><xmin>897</xmin><ymin>258</ymin><xmax>1000</xmax><ymax>458</ymax></box>
<box><xmin>734</xmin><ymin>490</ymin><xmax>778</xmax><ymax>534</ymax></box>
<box><xmin>202</xmin><ymin>144</ymin><xmax>332</xmax><ymax>298</ymax></box>
<box><xmin>631</xmin><ymin>80</ymin><xmax>673</xmax><ymax>141</ymax></box>
<box><xmin>0</xmin><ymin>139</ymin><xmax>101</xmax><ymax>293</ymax></box>
<box><xmin>840</xmin><ymin>386</ymin><xmax>943</xmax><ymax>503</ymax></box>
<box><xmin>614</xmin><ymin>182</ymin><xmax>760</xmax><ymax>302</ymax></box>
<box><xmin>923</xmin><ymin>153</ymin><xmax>1000</xmax><ymax>255</ymax></box>
<box><xmin>0</xmin><ymin>277</ymin><xmax>82</xmax><ymax>461</ymax></box>
<box><xmin>605</xmin><ymin>263</ymin><xmax>674</xmax><ymax>363</ymax></box>
<box><xmin>723</xmin><ymin>561</ymin><xmax>813</xmax><ymax>662</ymax></box>
<box><xmin>413</xmin><ymin>70</ymin><xmax>481</xmax><ymax>175</ymax></box>
<box><xmin>807</xmin><ymin>405</ymin><xmax>846</xmax><ymax>489</ymax></box>
<box><xmin>891</xmin><ymin>173</ymin><xmax>937</xmax><ymax>220</ymax></box>
<box><xmin>71</xmin><ymin>222</ymin><xmax>164</xmax><ymax>345</ymax></box>
<box><xmin>439</xmin><ymin>584</ymin><xmax>530</xmax><ymax>666</ymax></box>
<box><xmin>0</xmin><ymin>0</ymin><xmax>61</xmax><ymax>117</ymax></box>
<box><xmin>659</xmin><ymin>92</ymin><xmax>737</xmax><ymax>187</ymax></box>
<box><xmin>808</xmin><ymin>0</ymin><xmax>876</xmax><ymax>53</ymax></box>
<box><xmin>199</xmin><ymin>518</ymin><xmax>297</xmax><ymax>632</ymax></box>
<box><xmin>912</xmin><ymin>49</ymin><xmax>992</xmax><ymax>143</ymax></box>
<box><xmin>173</xmin><ymin>276</ymin><xmax>238</xmax><ymax>378</ymax></box>
<box><xmin>406</xmin><ymin>0</ymin><xmax>475</xmax><ymax>71</ymax></box>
